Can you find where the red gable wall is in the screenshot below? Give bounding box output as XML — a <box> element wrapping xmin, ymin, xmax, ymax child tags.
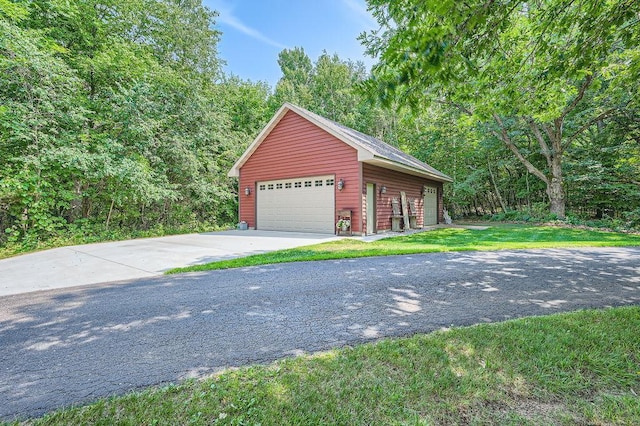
<box><xmin>238</xmin><ymin>110</ymin><xmax>362</xmax><ymax>232</ymax></box>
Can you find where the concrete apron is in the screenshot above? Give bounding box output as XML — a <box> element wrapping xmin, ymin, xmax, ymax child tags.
<box><xmin>0</xmin><ymin>230</ymin><xmax>341</xmax><ymax>297</ymax></box>
<box><xmin>0</xmin><ymin>225</ymin><xmax>486</xmax><ymax>297</ymax></box>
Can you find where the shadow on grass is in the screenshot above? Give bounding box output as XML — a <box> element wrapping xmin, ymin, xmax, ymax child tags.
<box><xmin>388</xmin><ymin>226</ymin><xmax>640</xmax><ymax>248</ymax></box>
<box><xmin>168</xmin><ymin>226</ymin><xmax>640</xmax><ymax>274</ymax></box>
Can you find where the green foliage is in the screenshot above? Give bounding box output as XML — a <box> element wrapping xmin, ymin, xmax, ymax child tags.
<box><xmin>2</xmin><ymin>0</ymin><xmax>640</xmax><ymax>250</ymax></box>
<box><xmin>0</xmin><ymin>0</ymin><xmax>264</xmax><ymax>248</ymax></box>
<box><xmin>270</xmin><ymin>47</ymin><xmax>392</xmax><ymax>138</ymax></box>
<box><xmin>623</xmin><ymin>208</ymin><xmax>640</xmax><ymax>228</ymax></box>
<box><xmin>216</xmin><ymin>76</ymin><xmax>272</xmax><ymax>135</ymax></box>
<box><xmin>0</xmin><ymin>0</ymin><xmax>28</xmax><ymax>22</ymax></box>
<box><xmin>362</xmin><ymin>0</ymin><xmax>640</xmax><ymax>219</ymax></box>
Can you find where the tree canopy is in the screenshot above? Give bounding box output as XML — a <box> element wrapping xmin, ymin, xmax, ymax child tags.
<box><xmin>362</xmin><ymin>0</ymin><xmax>640</xmax><ymax>218</ymax></box>
<box><xmin>0</xmin><ymin>0</ymin><xmax>268</xmax><ymax>246</ymax></box>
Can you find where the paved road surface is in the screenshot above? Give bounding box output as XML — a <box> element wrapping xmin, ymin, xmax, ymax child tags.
<box><xmin>1</xmin><ymin>247</ymin><xmax>639</xmax><ymax>421</ymax></box>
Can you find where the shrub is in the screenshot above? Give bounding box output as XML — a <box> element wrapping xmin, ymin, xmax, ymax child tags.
<box><xmin>623</xmin><ymin>208</ymin><xmax>640</xmax><ymax>228</ymax></box>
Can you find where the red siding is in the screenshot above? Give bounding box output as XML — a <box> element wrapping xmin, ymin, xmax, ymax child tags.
<box><xmin>362</xmin><ymin>164</ymin><xmax>444</xmax><ymax>232</ymax></box>
<box><xmin>239</xmin><ymin>110</ymin><xmax>362</xmax><ymax>232</ymax></box>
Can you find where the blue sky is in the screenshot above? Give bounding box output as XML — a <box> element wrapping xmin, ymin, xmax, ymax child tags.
<box><xmin>203</xmin><ymin>0</ymin><xmax>378</xmax><ymax>88</ymax></box>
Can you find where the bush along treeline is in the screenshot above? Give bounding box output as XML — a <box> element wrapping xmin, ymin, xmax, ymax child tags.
<box><xmin>2</xmin><ymin>0</ymin><xmax>640</xmax><ymax>255</ymax></box>
<box><xmin>0</xmin><ymin>0</ymin><xmax>271</xmax><ymax>250</ymax></box>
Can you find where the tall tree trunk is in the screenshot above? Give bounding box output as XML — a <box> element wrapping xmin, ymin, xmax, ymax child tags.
<box><xmin>67</xmin><ymin>180</ymin><xmax>83</xmax><ymax>222</ymax></box>
<box><xmin>106</xmin><ymin>199</ymin><xmax>115</xmax><ymax>230</ymax></box>
<box><xmin>492</xmin><ymin>114</ymin><xmax>568</xmax><ymax>219</ymax></box>
<box><xmin>525</xmin><ymin>170</ymin><xmax>531</xmax><ymax>212</ymax></box>
<box><xmin>487</xmin><ymin>159</ymin><xmax>507</xmax><ymax>212</ymax></box>
<box><xmin>486</xmin><ymin>192</ymin><xmax>496</xmax><ymax>214</ymax></box>
<box><xmin>548</xmin><ymin>156</ymin><xmax>566</xmax><ymax>218</ymax></box>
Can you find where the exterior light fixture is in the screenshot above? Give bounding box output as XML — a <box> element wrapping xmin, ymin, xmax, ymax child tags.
<box><xmin>380</xmin><ymin>185</ymin><xmax>387</xmax><ymax>194</ymax></box>
<box><xmin>337</xmin><ymin>178</ymin><xmax>345</xmax><ymax>191</ymax></box>
<box><xmin>244</xmin><ymin>186</ymin><xmax>251</xmax><ymax>196</ymax></box>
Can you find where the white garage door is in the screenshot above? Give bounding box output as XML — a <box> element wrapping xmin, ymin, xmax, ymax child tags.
<box><xmin>257</xmin><ymin>175</ymin><xmax>335</xmax><ymax>233</ymax></box>
<box><xmin>423</xmin><ymin>186</ymin><xmax>438</xmax><ymax>226</ymax></box>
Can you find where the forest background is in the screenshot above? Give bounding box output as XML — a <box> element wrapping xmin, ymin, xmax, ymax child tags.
<box><xmin>1</xmin><ymin>0</ymin><xmax>639</xmax><ymax>253</ymax></box>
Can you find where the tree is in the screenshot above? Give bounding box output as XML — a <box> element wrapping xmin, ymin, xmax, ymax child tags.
<box><xmin>565</xmin><ymin>109</ymin><xmax>640</xmax><ymax>217</ymax></box>
<box><xmin>308</xmin><ymin>52</ymin><xmax>367</xmax><ymax>124</ymax></box>
<box><xmin>270</xmin><ymin>47</ymin><xmax>314</xmax><ymax>110</ymax></box>
<box><xmin>217</xmin><ymin>75</ymin><xmax>271</xmax><ymax>135</ymax></box>
<box><xmin>271</xmin><ymin>47</ymin><xmax>398</xmax><ymax>140</ymax></box>
<box><xmin>0</xmin><ymin>2</ymin><xmax>87</xmax><ymax>239</ymax></box>
<box><xmin>1</xmin><ymin>0</ymin><xmax>242</xmax><ymax>246</ymax></box>
<box><xmin>362</xmin><ymin>0</ymin><xmax>640</xmax><ymax>218</ymax></box>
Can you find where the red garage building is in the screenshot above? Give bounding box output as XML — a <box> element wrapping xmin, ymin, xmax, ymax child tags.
<box><xmin>228</xmin><ymin>103</ymin><xmax>452</xmax><ymax>235</ymax></box>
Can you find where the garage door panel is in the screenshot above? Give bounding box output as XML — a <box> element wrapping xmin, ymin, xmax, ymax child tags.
<box><xmin>257</xmin><ymin>175</ymin><xmax>335</xmax><ymax>233</ymax></box>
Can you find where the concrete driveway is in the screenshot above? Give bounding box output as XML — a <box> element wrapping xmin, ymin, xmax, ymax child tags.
<box><xmin>0</xmin><ymin>230</ymin><xmax>340</xmax><ymax>296</ymax></box>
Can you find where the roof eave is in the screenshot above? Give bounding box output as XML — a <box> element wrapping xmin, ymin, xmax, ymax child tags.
<box><xmin>363</xmin><ymin>157</ymin><xmax>453</xmax><ymax>183</ymax></box>
<box><xmin>229</xmin><ymin>103</ymin><xmax>453</xmax><ymax>184</ymax></box>
<box><xmin>229</xmin><ymin>102</ymin><xmax>373</xmax><ymax>177</ymax></box>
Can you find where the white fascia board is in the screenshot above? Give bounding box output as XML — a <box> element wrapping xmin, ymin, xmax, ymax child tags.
<box><xmin>364</xmin><ymin>157</ymin><xmax>453</xmax><ymax>183</ymax></box>
<box><xmin>357</xmin><ymin>150</ymin><xmax>375</xmax><ymax>161</ymax></box>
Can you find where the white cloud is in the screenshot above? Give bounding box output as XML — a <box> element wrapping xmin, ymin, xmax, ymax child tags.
<box><xmin>341</xmin><ymin>0</ymin><xmax>377</xmax><ymax>29</ymax></box>
<box><xmin>207</xmin><ymin>0</ymin><xmax>288</xmax><ymax>50</ymax></box>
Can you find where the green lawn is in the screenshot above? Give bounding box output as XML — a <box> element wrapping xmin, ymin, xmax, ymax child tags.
<box><xmin>16</xmin><ymin>306</ymin><xmax>640</xmax><ymax>425</ymax></box>
<box><xmin>168</xmin><ymin>224</ymin><xmax>640</xmax><ymax>274</ymax></box>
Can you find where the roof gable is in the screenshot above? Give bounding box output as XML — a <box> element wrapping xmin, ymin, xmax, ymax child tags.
<box><xmin>228</xmin><ymin>103</ymin><xmax>452</xmax><ymax>182</ymax></box>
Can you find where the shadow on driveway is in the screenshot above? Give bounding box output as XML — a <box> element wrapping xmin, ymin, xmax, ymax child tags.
<box><xmin>1</xmin><ymin>247</ymin><xmax>639</xmax><ymax>421</ymax></box>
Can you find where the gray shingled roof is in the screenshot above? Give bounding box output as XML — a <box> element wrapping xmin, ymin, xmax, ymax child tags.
<box><xmin>289</xmin><ymin>104</ymin><xmax>452</xmax><ymax>182</ymax></box>
<box><xmin>229</xmin><ymin>103</ymin><xmax>452</xmax><ymax>181</ymax></box>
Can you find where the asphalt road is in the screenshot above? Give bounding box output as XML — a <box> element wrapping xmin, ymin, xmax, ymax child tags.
<box><xmin>1</xmin><ymin>247</ymin><xmax>639</xmax><ymax>421</ymax></box>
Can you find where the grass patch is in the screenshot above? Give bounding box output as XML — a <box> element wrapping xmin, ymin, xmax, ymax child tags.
<box><xmin>13</xmin><ymin>306</ymin><xmax>640</xmax><ymax>425</ymax></box>
<box><xmin>168</xmin><ymin>224</ymin><xmax>640</xmax><ymax>274</ymax></box>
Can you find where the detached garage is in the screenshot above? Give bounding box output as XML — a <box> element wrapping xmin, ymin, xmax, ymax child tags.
<box><xmin>228</xmin><ymin>103</ymin><xmax>452</xmax><ymax>235</ymax></box>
